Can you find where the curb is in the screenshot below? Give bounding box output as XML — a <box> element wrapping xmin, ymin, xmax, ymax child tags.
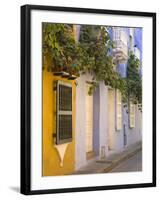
<box><xmin>98</xmin><ymin>146</ymin><xmax>142</xmax><ymax>173</ymax></box>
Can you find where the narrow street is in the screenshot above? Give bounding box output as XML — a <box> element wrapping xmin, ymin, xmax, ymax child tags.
<box><xmin>110</xmin><ymin>150</ymin><xmax>142</xmax><ymax>173</ymax></box>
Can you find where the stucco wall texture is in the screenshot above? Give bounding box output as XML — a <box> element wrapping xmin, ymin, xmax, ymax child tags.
<box><xmin>75</xmin><ymin>73</ymin><xmax>142</xmax><ymax>170</ymax></box>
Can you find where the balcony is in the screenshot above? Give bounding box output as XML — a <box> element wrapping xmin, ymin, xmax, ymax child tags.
<box><xmin>112</xmin><ymin>28</ymin><xmax>128</xmax><ymax>64</ymax></box>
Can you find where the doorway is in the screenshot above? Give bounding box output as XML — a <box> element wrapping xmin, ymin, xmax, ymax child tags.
<box><xmin>85</xmin><ymin>83</ymin><xmax>94</xmax><ymax>159</ymax></box>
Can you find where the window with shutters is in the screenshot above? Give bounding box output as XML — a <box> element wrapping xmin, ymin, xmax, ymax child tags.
<box><xmin>56</xmin><ymin>81</ymin><xmax>72</xmax><ymax>144</ymax></box>
<box><xmin>129</xmin><ymin>102</ymin><xmax>135</xmax><ymax>128</ymax></box>
<box><xmin>116</xmin><ymin>90</ymin><xmax>122</xmax><ymax>130</ymax></box>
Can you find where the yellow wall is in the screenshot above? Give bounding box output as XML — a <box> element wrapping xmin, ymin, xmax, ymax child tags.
<box><xmin>42</xmin><ymin>69</ymin><xmax>76</xmax><ymax>176</ymax></box>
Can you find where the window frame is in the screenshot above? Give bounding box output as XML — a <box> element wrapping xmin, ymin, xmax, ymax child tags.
<box><xmin>56</xmin><ymin>80</ymin><xmax>73</xmax><ymax>144</ymax></box>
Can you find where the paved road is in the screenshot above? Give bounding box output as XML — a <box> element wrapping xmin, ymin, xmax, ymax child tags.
<box><xmin>111</xmin><ymin>151</ymin><xmax>142</xmax><ymax>173</ymax></box>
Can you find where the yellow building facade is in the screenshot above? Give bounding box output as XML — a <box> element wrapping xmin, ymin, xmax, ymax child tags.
<box><xmin>42</xmin><ymin>56</ymin><xmax>76</xmax><ymax>176</ymax></box>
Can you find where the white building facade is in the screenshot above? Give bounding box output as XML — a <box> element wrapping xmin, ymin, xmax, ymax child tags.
<box><xmin>75</xmin><ymin>26</ymin><xmax>142</xmax><ymax>170</ymax></box>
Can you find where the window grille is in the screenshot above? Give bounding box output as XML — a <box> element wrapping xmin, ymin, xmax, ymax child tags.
<box><xmin>56</xmin><ymin>81</ymin><xmax>72</xmax><ymax>144</ymax></box>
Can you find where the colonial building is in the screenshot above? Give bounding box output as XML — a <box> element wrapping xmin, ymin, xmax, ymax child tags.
<box><xmin>42</xmin><ymin>24</ymin><xmax>142</xmax><ymax>175</ymax></box>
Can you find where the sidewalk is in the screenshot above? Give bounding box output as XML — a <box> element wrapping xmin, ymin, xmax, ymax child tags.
<box><xmin>73</xmin><ymin>141</ymin><xmax>142</xmax><ymax>174</ymax></box>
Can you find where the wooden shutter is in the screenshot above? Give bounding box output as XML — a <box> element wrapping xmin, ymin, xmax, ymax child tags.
<box><xmin>85</xmin><ymin>84</ymin><xmax>93</xmax><ymax>153</ymax></box>
<box><xmin>56</xmin><ymin>81</ymin><xmax>72</xmax><ymax>144</ymax></box>
<box><xmin>116</xmin><ymin>90</ymin><xmax>122</xmax><ymax>130</ymax></box>
<box><xmin>129</xmin><ymin>102</ymin><xmax>135</xmax><ymax>128</ymax></box>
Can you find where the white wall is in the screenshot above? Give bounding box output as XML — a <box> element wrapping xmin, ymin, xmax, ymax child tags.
<box><xmin>0</xmin><ymin>0</ymin><xmax>159</xmax><ymax>200</ymax></box>
<box><xmin>75</xmin><ymin>74</ymin><xmax>92</xmax><ymax>169</ymax></box>
<box><xmin>99</xmin><ymin>82</ymin><xmax>109</xmax><ymax>157</ymax></box>
<box><xmin>122</xmin><ymin>105</ymin><xmax>142</xmax><ymax>147</ymax></box>
<box><xmin>75</xmin><ymin>74</ymin><xmax>109</xmax><ymax>169</ymax></box>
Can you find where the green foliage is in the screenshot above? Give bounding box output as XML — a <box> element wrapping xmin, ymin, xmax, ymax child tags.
<box><xmin>78</xmin><ymin>25</ymin><xmax>124</xmax><ymax>94</ymax></box>
<box><xmin>43</xmin><ymin>23</ymin><xmax>124</xmax><ymax>94</ymax></box>
<box><xmin>123</xmin><ymin>52</ymin><xmax>142</xmax><ymax>105</ymax></box>
<box><xmin>42</xmin><ymin>23</ymin><xmax>142</xmax><ymax>106</ymax></box>
<box><xmin>43</xmin><ymin>23</ymin><xmax>79</xmax><ymax>74</ymax></box>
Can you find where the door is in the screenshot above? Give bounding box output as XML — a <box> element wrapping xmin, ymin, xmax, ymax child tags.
<box><xmin>108</xmin><ymin>89</ymin><xmax>114</xmax><ymax>150</ymax></box>
<box><xmin>123</xmin><ymin>124</ymin><xmax>127</xmax><ymax>146</ymax></box>
<box><xmin>85</xmin><ymin>84</ymin><xmax>93</xmax><ymax>154</ymax></box>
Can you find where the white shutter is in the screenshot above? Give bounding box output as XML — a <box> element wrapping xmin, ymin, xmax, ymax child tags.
<box><xmin>116</xmin><ymin>90</ymin><xmax>122</xmax><ymax>130</ymax></box>
<box><xmin>129</xmin><ymin>102</ymin><xmax>135</xmax><ymax>128</ymax></box>
<box><xmin>85</xmin><ymin>84</ymin><xmax>93</xmax><ymax>153</ymax></box>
